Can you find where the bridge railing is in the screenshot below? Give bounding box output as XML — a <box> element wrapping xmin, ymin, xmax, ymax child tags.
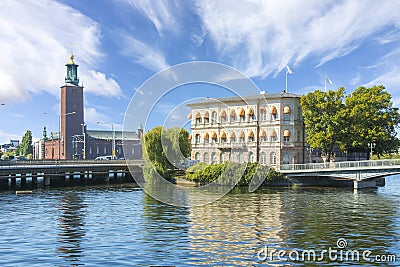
<box><xmin>280</xmin><ymin>159</ymin><xmax>400</xmax><ymax>171</ymax></box>
<box><xmin>0</xmin><ymin>159</ymin><xmax>145</xmax><ymax>168</ymax></box>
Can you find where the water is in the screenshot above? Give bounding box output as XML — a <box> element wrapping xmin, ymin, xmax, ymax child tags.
<box><xmin>0</xmin><ymin>177</ymin><xmax>399</xmax><ymax>266</ymax></box>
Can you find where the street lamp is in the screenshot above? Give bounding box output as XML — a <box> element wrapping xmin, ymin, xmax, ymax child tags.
<box><xmin>81</xmin><ymin>123</ymin><xmax>86</xmax><ymax>159</ymax></box>
<box><xmin>368</xmin><ymin>142</ymin><xmax>376</xmax><ymax>159</ymax></box>
<box><xmin>59</xmin><ymin>111</ymin><xmax>76</xmax><ymax>160</ymax></box>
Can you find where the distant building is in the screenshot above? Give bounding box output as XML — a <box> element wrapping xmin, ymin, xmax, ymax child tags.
<box><xmin>187</xmin><ymin>92</ymin><xmax>305</xmax><ymax>167</ymax></box>
<box><xmin>33</xmin><ymin>55</ymin><xmax>142</xmax><ymax>160</ymax></box>
<box><xmin>1</xmin><ymin>139</ymin><xmax>20</xmax><ymax>153</ymax></box>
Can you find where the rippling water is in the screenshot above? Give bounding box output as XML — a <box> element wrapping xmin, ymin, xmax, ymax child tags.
<box><xmin>0</xmin><ymin>177</ymin><xmax>399</xmax><ymax>266</ymax></box>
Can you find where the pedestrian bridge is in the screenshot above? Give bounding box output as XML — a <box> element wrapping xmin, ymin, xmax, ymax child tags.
<box><xmin>280</xmin><ymin>159</ymin><xmax>400</xmax><ymax>188</ymax></box>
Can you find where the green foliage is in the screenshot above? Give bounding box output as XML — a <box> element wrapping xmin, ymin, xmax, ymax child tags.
<box><xmin>18</xmin><ymin>130</ymin><xmax>33</xmax><ymax>156</ymax></box>
<box><xmin>301</xmin><ymin>86</ymin><xmax>400</xmax><ymax>159</ymax></box>
<box><xmin>345</xmin><ymin>85</ymin><xmax>400</xmax><ymax>156</ymax></box>
<box><xmin>301</xmin><ymin>88</ymin><xmax>347</xmax><ymax>161</ymax></box>
<box><xmin>143</xmin><ymin>126</ymin><xmax>191</xmax><ymax>182</ymax></box>
<box><xmin>185</xmin><ymin>162</ymin><xmax>285</xmax><ymax>186</ymax></box>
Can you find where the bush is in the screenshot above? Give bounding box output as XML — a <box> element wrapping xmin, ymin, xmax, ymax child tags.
<box><xmin>185</xmin><ymin>162</ymin><xmax>285</xmax><ymax>186</ymax></box>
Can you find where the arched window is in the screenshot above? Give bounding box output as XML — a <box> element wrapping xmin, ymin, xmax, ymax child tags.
<box><xmin>248</xmin><ymin>107</ymin><xmax>255</xmax><ymax>120</ymax></box>
<box><xmin>230</xmin><ymin>132</ymin><xmax>236</xmax><ymax>143</ymax></box>
<box><xmin>195</xmin><ymin>134</ymin><xmax>201</xmax><ymax>144</ymax></box>
<box><xmin>270</xmin><ymin>106</ymin><xmax>278</xmax><ymax>120</ymax></box>
<box><xmin>270</xmin><ymin>152</ymin><xmax>277</xmax><ymax>165</ymax></box>
<box><xmin>270</xmin><ymin>130</ymin><xmax>278</xmax><ymax>142</ymax></box>
<box><xmin>96</xmin><ymin>146</ymin><xmax>99</xmax><ymax>155</ymax></box>
<box><xmin>104</xmin><ymin>146</ymin><xmax>107</xmax><ymax>155</ymax></box>
<box><xmin>260</xmin><ymin>152</ymin><xmax>266</xmax><ymax>165</ymax></box>
<box><xmin>248</xmin><ymin>152</ymin><xmax>254</xmax><ymax>163</ymax></box>
<box><xmin>283</xmin><ymin>106</ymin><xmax>291</xmax><ymax>121</ymax></box>
<box><xmin>239</xmin><ymin>108</ymin><xmax>245</xmax><ymax>122</ymax></box>
<box><xmin>260</xmin><ymin>107</ymin><xmax>267</xmax><ymax>120</ymax></box>
<box><xmin>211</xmin><ymin>152</ymin><xmax>217</xmax><ymax>164</ymax></box>
<box><xmin>195</xmin><ymin>152</ymin><xmax>200</xmax><ymax>161</ymax></box>
<box><xmin>204</xmin><ymin>152</ymin><xmax>209</xmax><ymax>163</ymax></box>
<box><xmin>195</xmin><ymin>111</ymin><xmax>201</xmax><ymax>124</ymax></box>
<box><xmin>211</xmin><ymin>111</ymin><xmax>217</xmax><ymax>124</ymax></box>
<box><xmin>229</xmin><ymin>152</ymin><xmax>235</xmax><ymax>162</ymax></box>
<box><xmin>230</xmin><ymin>109</ymin><xmax>236</xmax><ymax>122</ymax></box>
<box><xmin>204</xmin><ymin>132</ymin><xmax>209</xmax><ymax>144</ymax></box>
<box><xmin>220</xmin><ymin>152</ymin><xmax>226</xmax><ymax>163</ymax></box>
<box><xmin>260</xmin><ymin>130</ymin><xmax>267</xmax><ymax>142</ymax></box>
<box><xmin>204</xmin><ymin>111</ymin><xmax>210</xmax><ymax>124</ymax></box>
<box><xmin>221</xmin><ymin>131</ymin><xmax>227</xmax><ymax>143</ymax></box>
<box><xmin>283</xmin><ymin>129</ymin><xmax>291</xmax><ymax>143</ymax></box>
<box><xmin>248</xmin><ymin>131</ymin><xmax>255</xmax><ymax>142</ymax></box>
<box><xmin>238</xmin><ymin>152</ymin><xmax>244</xmax><ymax>163</ymax></box>
<box><xmin>211</xmin><ymin>132</ymin><xmax>218</xmax><ymax>143</ymax></box>
<box><xmin>220</xmin><ymin>109</ymin><xmax>227</xmax><ymax>122</ymax></box>
<box><xmin>239</xmin><ymin>131</ymin><xmax>245</xmax><ymax>143</ymax></box>
<box><xmin>132</xmin><ymin>147</ymin><xmax>135</xmax><ymax>156</ymax></box>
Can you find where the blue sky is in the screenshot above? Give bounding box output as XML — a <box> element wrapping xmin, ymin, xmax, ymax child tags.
<box><xmin>1</xmin><ymin>0</ymin><xmax>400</xmax><ymax>144</ymax></box>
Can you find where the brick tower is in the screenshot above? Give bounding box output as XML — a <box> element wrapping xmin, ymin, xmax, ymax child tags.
<box><xmin>60</xmin><ymin>54</ymin><xmax>84</xmax><ymax>159</ymax></box>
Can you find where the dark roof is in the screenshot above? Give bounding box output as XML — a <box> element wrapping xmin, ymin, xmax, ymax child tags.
<box><xmin>86</xmin><ymin>130</ymin><xmax>138</xmax><ymax>140</ymax></box>
<box><xmin>187</xmin><ymin>91</ymin><xmax>300</xmax><ymax>107</ymax></box>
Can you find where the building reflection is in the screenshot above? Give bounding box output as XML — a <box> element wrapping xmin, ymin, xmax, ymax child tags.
<box><xmin>56</xmin><ymin>192</ymin><xmax>86</xmax><ymax>265</ymax></box>
<box><xmin>187</xmin><ymin>188</ymin><xmax>286</xmax><ymax>265</ymax></box>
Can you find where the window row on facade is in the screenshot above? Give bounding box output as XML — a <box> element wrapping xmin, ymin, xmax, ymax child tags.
<box><xmin>193</xmin><ymin>151</ymin><xmax>278</xmax><ymax>165</ymax></box>
<box><xmin>189</xmin><ymin>105</ymin><xmax>296</xmax><ymax>124</ymax></box>
<box><xmin>190</xmin><ymin>129</ymin><xmax>295</xmax><ymax>144</ymax></box>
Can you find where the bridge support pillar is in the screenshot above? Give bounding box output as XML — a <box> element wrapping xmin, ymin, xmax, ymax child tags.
<box><xmin>354</xmin><ymin>179</ymin><xmax>376</xmax><ymax>189</ymax></box>
<box><xmin>44</xmin><ymin>176</ymin><xmax>51</xmax><ymax>186</ymax></box>
<box><xmin>21</xmin><ymin>177</ymin><xmax>27</xmax><ymax>187</ymax></box>
<box><xmin>32</xmin><ymin>177</ymin><xmax>38</xmax><ymax>187</ymax></box>
<box><xmin>10</xmin><ymin>176</ymin><xmax>16</xmax><ymax>187</ymax></box>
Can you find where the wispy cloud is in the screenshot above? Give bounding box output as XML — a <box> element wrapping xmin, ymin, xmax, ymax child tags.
<box><xmin>127</xmin><ymin>0</ymin><xmax>182</xmax><ymax>37</ymax></box>
<box><xmin>193</xmin><ymin>0</ymin><xmax>400</xmax><ymax>77</ymax></box>
<box><xmin>0</xmin><ymin>0</ymin><xmax>122</xmax><ymax>104</ymax></box>
<box><xmin>119</xmin><ymin>34</ymin><xmax>169</xmax><ymax>72</ymax></box>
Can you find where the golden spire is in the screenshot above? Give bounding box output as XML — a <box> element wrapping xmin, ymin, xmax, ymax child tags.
<box><xmin>68</xmin><ymin>53</ymin><xmax>75</xmax><ymax>64</ymax></box>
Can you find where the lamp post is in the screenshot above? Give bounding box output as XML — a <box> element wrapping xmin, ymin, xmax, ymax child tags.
<box><xmin>81</xmin><ymin>123</ymin><xmax>86</xmax><ymax>159</ymax></box>
<box><xmin>58</xmin><ymin>111</ymin><xmax>76</xmax><ymax>160</ymax></box>
<box><xmin>368</xmin><ymin>142</ymin><xmax>376</xmax><ymax>159</ymax></box>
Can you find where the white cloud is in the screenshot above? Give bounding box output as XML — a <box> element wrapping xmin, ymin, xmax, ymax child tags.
<box><xmin>0</xmin><ymin>0</ymin><xmax>122</xmax><ymax>105</ymax></box>
<box><xmin>81</xmin><ymin>70</ymin><xmax>123</xmax><ymax>98</ymax></box>
<box><xmin>119</xmin><ymin>34</ymin><xmax>169</xmax><ymax>72</ymax></box>
<box><xmin>0</xmin><ymin>130</ymin><xmax>21</xmax><ymax>145</ymax></box>
<box><xmin>127</xmin><ymin>0</ymin><xmax>181</xmax><ymax>37</ymax></box>
<box><xmin>194</xmin><ymin>0</ymin><xmax>400</xmax><ymax>77</ymax></box>
<box><xmin>85</xmin><ymin>107</ymin><xmax>108</xmax><ymax>126</ymax></box>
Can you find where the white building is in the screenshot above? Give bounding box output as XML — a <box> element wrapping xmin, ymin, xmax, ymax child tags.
<box><xmin>187</xmin><ymin>92</ymin><xmax>305</xmax><ymax>167</ymax></box>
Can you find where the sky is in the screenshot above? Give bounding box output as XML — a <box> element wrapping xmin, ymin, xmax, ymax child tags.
<box><xmin>1</xmin><ymin>0</ymin><xmax>400</xmax><ymax>144</ymax></box>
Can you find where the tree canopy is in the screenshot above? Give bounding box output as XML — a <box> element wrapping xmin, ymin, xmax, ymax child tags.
<box><xmin>301</xmin><ymin>85</ymin><xmax>400</xmax><ymax>160</ymax></box>
<box><xmin>143</xmin><ymin>126</ymin><xmax>191</xmax><ymax>181</ymax></box>
<box><xmin>18</xmin><ymin>130</ymin><xmax>33</xmax><ymax>156</ymax></box>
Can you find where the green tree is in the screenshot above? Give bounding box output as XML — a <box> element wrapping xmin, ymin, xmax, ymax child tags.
<box><xmin>18</xmin><ymin>130</ymin><xmax>33</xmax><ymax>156</ymax></box>
<box><xmin>345</xmin><ymin>85</ymin><xmax>400</xmax><ymax>157</ymax></box>
<box><xmin>301</xmin><ymin>88</ymin><xmax>348</xmax><ymax>161</ymax></box>
<box><xmin>143</xmin><ymin>126</ymin><xmax>191</xmax><ymax>182</ymax></box>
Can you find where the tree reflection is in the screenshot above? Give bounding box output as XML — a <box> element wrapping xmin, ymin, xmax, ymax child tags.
<box><xmin>56</xmin><ymin>192</ymin><xmax>86</xmax><ymax>265</ymax></box>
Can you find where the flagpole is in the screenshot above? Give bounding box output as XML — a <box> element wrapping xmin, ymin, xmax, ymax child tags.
<box><xmin>285</xmin><ymin>70</ymin><xmax>288</xmax><ymax>93</ymax></box>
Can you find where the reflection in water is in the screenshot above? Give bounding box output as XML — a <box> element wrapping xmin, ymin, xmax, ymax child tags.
<box><xmin>57</xmin><ymin>192</ymin><xmax>86</xmax><ymax>265</ymax></box>
<box><xmin>186</xmin><ymin>187</ymin><xmax>400</xmax><ymax>266</ymax></box>
<box><xmin>0</xmin><ymin>182</ymin><xmax>399</xmax><ymax>266</ymax></box>
<box><xmin>188</xmin><ymin>187</ymin><xmax>286</xmax><ymax>265</ymax></box>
